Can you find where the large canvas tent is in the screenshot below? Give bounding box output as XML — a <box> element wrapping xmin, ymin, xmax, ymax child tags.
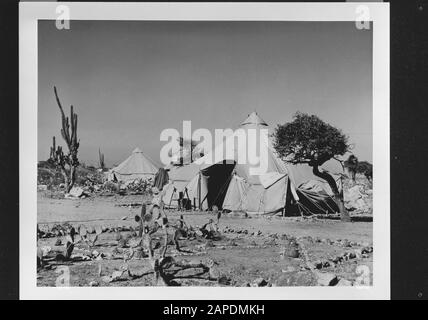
<box><xmin>108</xmin><ymin>147</ymin><xmax>158</xmax><ymax>182</ymax></box>
<box><xmin>162</xmin><ymin>112</ymin><xmax>342</xmax><ymax>215</ymax></box>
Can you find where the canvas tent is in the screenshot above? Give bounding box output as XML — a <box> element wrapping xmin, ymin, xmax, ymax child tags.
<box><xmin>288</xmin><ymin>161</ymin><xmax>344</xmax><ymax>195</ymax></box>
<box><xmin>299</xmin><ymin>177</ymin><xmax>341</xmax><ymax>197</ymax></box>
<box><xmin>162</xmin><ymin>112</ymin><xmax>343</xmax><ymax>215</ymax></box>
<box><xmin>108</xmin><ymin>147</ymin><xmax>158</xmax><ymax>182</ymax></box>
<box><xmin>162</xmin><ymin>163</ymin><xmax>202</xmax><ymax>208</ymax></box>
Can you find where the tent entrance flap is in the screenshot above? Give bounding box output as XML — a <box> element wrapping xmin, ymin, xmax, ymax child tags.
<box><xmin>201</xmin><ymin>162</ymin><xmax>236</xmax><ymax>209</ymax></box>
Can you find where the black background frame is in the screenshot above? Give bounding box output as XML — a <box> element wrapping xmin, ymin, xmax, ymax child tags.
<box><xmin>1</xmin><ymin>0</ymin><xmax>427</xmax><ymax>301</ymax></box>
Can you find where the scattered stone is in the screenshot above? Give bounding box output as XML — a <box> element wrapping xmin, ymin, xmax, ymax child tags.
<box><xmin>331</xmin><ymin>256</ymin><xmax>342</xmax><ymax>264</ymax></box>
<box><xmin>282</xmin><ymin>266</ymin><xmax>297</xmax><ymax>273</ymax></box>
<box><xmin>69</xmin><ymin>186</ymin><xmax>85</xmax><ymax>198</ymax></box>
<box><xmin>195</xmin><ymin>230</ymin><xmax>203</xmax><ymax>237</ymax></box>
<box><xmin>114</xmin><ymin>232</ymin><xmax>122</xmax><ymax>241</ymax></box>
<box><xmin>128</xmin><ymin>238</ymin><xmax>142</xmax><ymax>248</ymax></box>
<box><xmin>134</xmin><ymin>249</ymin><xmax>145</xmax><ymax>259</ymax></box>
<box><xmin>315</xmin><ymin>272</ymin><xmax>339</xmax><ymax>286</ymax></box>
<box><xmin>264</xmin><ymin>239</ymin><xmax>277</xmax><ymax>246</ymax></box>
<box><xmin>89</xmin><ymin>281</ymin><xmax>99</xmax><ymax>287</ymax></box>
<box><xmin>101</xmin><ymin>270</ymin><xmax>125</xmax><ymax>283</ymax></box>
<box><xmin>37</xmin><ymin>185</ymin><xmax>48</xmax><ymax>191</ymax></box>
<box><xmin>117</xmin><ymin>238</ymin><xmax>127</xmax><ymax>248</ymax></box>
<box><xmin>227</xmin><ymin>239</ymin><xmax>237</xmax><ymax>247</ymax></box>
<box><xmin>217</xmin><ymin>276</ymin><xmax>231</xmax><ymax>285</ymax></box>
<box><xmin>337</xmin><ymin>278</ymin><xmax>353</xmax><ymax>286</ymax></box>
<box><xmin>342</xmin><ymin>239</ymin><xmax>351</xmax><ymax>247</ymax></box>
<box><xmin>286</xmin><ymin>248</ymin><xmax>300</xmax><ymax>258</ymax></box>
<box><xmin>195</xmin><ymin>244</ymin><xmax>205</xmax><ymax>250</ymax></box>
<box><xmin>354</xmin><ymin>249</ymin><xmax>362</xmax><ymax>259</ymax></box>
<box><xmin>305</xmin><ymin>262</ymin><xmax>316</xmax><ymax>270</ymax></box>
<box><xmin>70</xmin><ymin>253</ymin><xmax>91</xmax><ymax>261</ymax></box>
<box><xmin>252</xmin><ymin>277</ymin><xmax>268</xmax><ymax>287</ymax></box>
<box><xmin>349</xmin><ymin>252</ymin><xmax>357</xmax><ymax>259</ymax></box>
<box><xmin>205</xmin><ymin>240</ymin><xmax>215</xmax><ymax>248</ymax></box>
<box><xmin>94</xmin><ymin>225</ymin><xmax>103</xmax><ymax>235</ymax></box>
<box><xmin>361</xmin><ymin>246</ymin><xmax>373</xmax><ymax>254</ymax></box>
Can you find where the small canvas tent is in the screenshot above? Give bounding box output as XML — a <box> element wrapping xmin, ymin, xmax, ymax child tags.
<box><xmin>109</xmin><ymin>147</ymin><xmax>158</xmax><ymax>182</ymax></box>
<box><xmin>288</xmin><ymin>161</ymin><xmax>344</xmax><ymax>196</ymax></box>
<box><xmin>162</xmin><ymin>163</ymin><xmax>201</xmax><ymax>208</ymax></box>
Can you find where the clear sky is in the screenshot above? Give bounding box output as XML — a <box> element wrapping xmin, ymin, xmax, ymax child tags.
<box><xmin>38</xmin><ymin>20</ymin><xmax>372</xmax><ymax>168</ymax></box>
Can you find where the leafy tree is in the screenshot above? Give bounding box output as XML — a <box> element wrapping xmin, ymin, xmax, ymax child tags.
<box><xmin>344</xmin><ymin>154</ymin><xmax>359</xmax><ymax>181</ymax></box>
<box><xmin>273</xmin><ymin>112</ymin><xmax>350</xmax><ymax>221</ymax></box>
<box><xmin>344</xmin><ymin>155</ymin><xmax>372</xmax><ymax>182</ymax></box>
<box><xmin>357</xmin><ymin>161</ymin><xmax>373</xmax><ymax>182</ymax></box>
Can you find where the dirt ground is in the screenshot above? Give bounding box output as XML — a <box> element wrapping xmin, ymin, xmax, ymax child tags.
<box><xmin>37</xmin><ymin>193</ymin><xmax>373</xmax><ymax>287</ymax></box>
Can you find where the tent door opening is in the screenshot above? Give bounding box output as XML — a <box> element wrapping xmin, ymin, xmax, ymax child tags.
<box><xmin>201</xmin><ymin>161</ymin><xmax>235</xmax><ymax>210</ymax></box>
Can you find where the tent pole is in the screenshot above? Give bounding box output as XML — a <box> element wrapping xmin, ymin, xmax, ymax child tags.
<box><xmin>198</xmin><ymin>171</ymin><xmax>201</xmax><ymax>211</ymax></box>
<box><xmin>282</xmin><ymin>177</ymin><xmax>289</xmax><ymax>217</ymax></box>
<box><xmin>169</xmin><ymin>187</ymin><xmax>176</xmax><ymax>208</ymax></box>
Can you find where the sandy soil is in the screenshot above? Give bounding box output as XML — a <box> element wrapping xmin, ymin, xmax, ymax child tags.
<box><xmin>37</xmin><ymin>193</ymin><xmax>373</xmax><ymax>287</ymax></box>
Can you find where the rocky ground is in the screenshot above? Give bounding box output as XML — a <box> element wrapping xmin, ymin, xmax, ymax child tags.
<box><xmin>343</xmin><ymin>175</ymin><xmax>373</xmax><ymax>215</ymax></box>
<box><xmin>37</xmin><ymin>192</ymin><xmax>373</xmax><ymax>287</ymax></box>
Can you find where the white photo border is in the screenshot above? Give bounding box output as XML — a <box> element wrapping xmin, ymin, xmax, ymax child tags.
<box><xmin>20</xmin><ymin>2</ymin><xmax>390</xmax><ymax>300</ymax></box>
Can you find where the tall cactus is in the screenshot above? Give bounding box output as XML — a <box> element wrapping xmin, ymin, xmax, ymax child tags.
<box><xmin>50</xmin><ymin>86</ymin><xmax>80</xmax><ymax>193</ymax></box>
<box><xmin>98</xmin><ymin>148</ymin><xmax>105</xmax><ymax>169</ymax></box>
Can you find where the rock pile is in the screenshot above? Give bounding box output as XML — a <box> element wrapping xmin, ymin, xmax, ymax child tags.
<box><xmin>343</xmin><ymin>176</ymin><xmax>372</xmax><ymax>214</ymax></box>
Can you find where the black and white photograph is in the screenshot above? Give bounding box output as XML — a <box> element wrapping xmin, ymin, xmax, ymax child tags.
<box><xmin>19</xmin><ymin>2</ymin><xmax>390</xmax><ymax>299</ymax></box>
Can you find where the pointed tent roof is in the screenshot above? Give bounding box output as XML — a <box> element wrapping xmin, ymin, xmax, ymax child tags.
<box><xmin>240</xmin><ymin>111</ymin><xmax>268</xmax><ymax>127</ymax></box>
<box><xmin>112</xmin><ymin>147</ymin><xmax>158</xmax><ymax>176</ymax></box>
<box><xmin>194</xmin><ymin>111</ymin><xmax>289</xmax><ymax>183</ymax></box>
